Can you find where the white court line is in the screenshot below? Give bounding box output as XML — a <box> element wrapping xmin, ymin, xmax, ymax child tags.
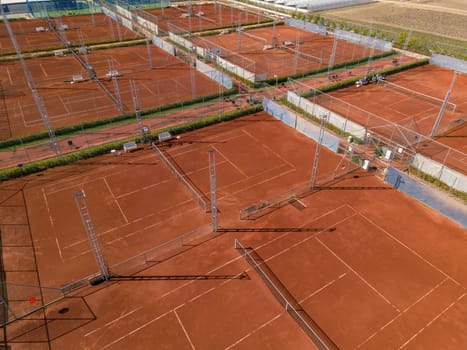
<box><xmin>226</xmin><ymin>166</ymin><xmax>296</xmax><ymax>198</ymax></box>
<box><xmin>212</xmin><ymin>144</ymin><xmax>248</xmax><ymax>178</ymax></box>
<box><xmin>224</xmin><ymin>313</ymin><xmax>282</xmax><ymax>350</ymax></box>
<box><xmin>100</xmin><ymin>308</ymin><xmax>175</xmax><ymax>350</ymax></box>
<box><xmin>42</xmin><ymin>187</ymin><xmax>63</xmax><ymax>261</ymax></box>
<box><xmin>103</xmin><ymin>177</ymin><xmax>128</xmax><ymax>224</ymax></box>
<box><xmin>98</xmin><ymin>205</ymin><xmax>357</xmax><ymax>347</ymax></box>
<box><xmin>17</xmin><ymin>100</ymin><xmax>27</xmax><ymax>129</ymax></box>
<box><xmin>315</xmin><ymin>236</ymin><xmax>400</xmax><ymax>312</ymax></box>
<box><xmin>354</xmin><ymin>209</ymin><xmax>462</xmax><ymax>286</ymax></box>
<box><xmin>262</xmin><ymin>205</ymin><xmax>357</xmax><ymax>265</ymax></box>
<box><xmin>6</xmin><ymin>67</ymin><xmax>13</xmax><ymax>85</ymax></box>
<box><xmin>356</xmin><ymin>277</ymin><xmax>449</xmax><ymax>349</ymax></box>
<box><xmin>84</xmin><ymin>307</ymin><xmax>142</xmax><ymax>337</ymax></box>
<box><xmin>241</xmin><ymin>128</ymin><xmax>296</xmax><ymax>169</ymax></box>
<box><xmin>39</xmin><ymin>63</ymin><xmax>48</xmax><ymax>78</ymax></box>
<box><xmin>398</xmin><ymin>292</ymin><xmax>466</xmax><ymax>349</ymax></box>
<box><xmin>299</xmin><ymin>272</ymin><xmax>348</xmax><ymax>305</ymax></box>
<box><xmin>174</xmin><ymin>310</ymin><xmax>196</xmax><ymax>350</ymax></box>
<box><xmin>44</xmin><ymin>152</ymin><xmax>157</xmax><ymax>194</ymax></box>
<box><xmin>58</xmin><ymin>95</ymin><xmax>70</xmax><ymax>114</ymax></box>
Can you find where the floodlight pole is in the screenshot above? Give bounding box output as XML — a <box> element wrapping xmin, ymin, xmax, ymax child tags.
<box><xmin>1</xmin><ymin>9</ymin><xmax>61</xmax><ymax>156</ymax></box>
<box><xmin>208</xmin><ymin>150</ymin><xmax>218</xmax><ymax>232</ymax></box>
<box><xmin>430</xmin><ymin>71</ymin><xmax>458</xmax><ymax>137</ymax></box>
<box><xmin>89</xmin><ymin>0</ymin><xmax>96</xmax><ymax>26</ymax></box>
<box><xmin>327</xmin><ymin>37</ymin><xmax>338</xmax><ymax>76</ymax></box>
<box><xmin>108</xmin><ymin>58</ymin><xmax>123</xmax><ymax>112</ymax></box>
<box><xmin>309</xmin><ymin>114</ymin><xmax>328</xmax><ymax>190</ymax></box>
<box><xmin>272</xmin><ymin>19</ymin><xmax>276</xmax><ymax>46</ymax></box>
<box><xmin>77</xmin><ymin>28</ymin><xmax>89</xmax><ymax>67</ymax></box>
<box><xmin>55</xmin><ymin>16</ymin><xmax>69</xmax><ymax>46</ymax></box>
<box><xmin>0</xmin><ymin>80</ymin><xmax>12</xmax><ymax>138</ymax></box>
<box><xmin>366</xmin><ymin>39</ymin><xmax>376</xmax><ymax>73</ymax></box>
<box><xmin>130</xmin><ymin>79</ymin><xmax>145</xmax><ymax>142</ymax></box>
<box><xmin>145</xmin><ymin>38</ymin><xmax>154</xmax><ymax>69</ymax></box>
<box><xmin>190</xmin><ymin>48</ymin><xmax>196</xmax><ymax>98</ymax></box>
<box><xmin>73</xmin><ymin>189</ymin><xmax>110</xmax><ymax>281</ymax></box>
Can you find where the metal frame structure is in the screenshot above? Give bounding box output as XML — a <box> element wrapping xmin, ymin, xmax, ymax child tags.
<box><xmin>73</xmin><ymin>189</ymin><xmax>110</xmax><ymax>281</ymax></box>
<box><xmin>208</xmin><ymin>150</ymin><xmax>218</xmax><ymax>232</ymax></box>
<box><xmin>1</xmin><ymin>9</ymin><xmax>61</xmax><ymax>156</ymax></box>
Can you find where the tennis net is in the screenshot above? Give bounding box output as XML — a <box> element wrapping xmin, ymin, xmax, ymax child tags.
<box><xmin>151</xmin><ymin>142</ymin><xmax>208</xmax><ymax>212</ymax></box>
<box><xmin>234</xmin><ymin>239</ymin><xmax>337</xmax><ymax>350</ymax></box>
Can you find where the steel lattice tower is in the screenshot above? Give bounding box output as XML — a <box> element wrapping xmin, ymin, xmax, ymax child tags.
<box><xmin>73</xmin><ymin>190</ymin><xmax>110</xmax><ymax>281</ymax></box>
<box><xmin>309</xmin><ymin>114</ymin><xmax>328</xmax><ymax>189</ymax></box>
<box><xmin>208</xmin><ymin>150</ymin><xmax>218</xmax><ymax>232</ymax></box>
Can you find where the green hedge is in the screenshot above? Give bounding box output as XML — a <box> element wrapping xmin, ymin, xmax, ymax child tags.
<box><xmin>0</xmin><ymin>104</ymin><xmax>262</xmax><ymax>181</ymax></box>
<box><xmin>0</xmin><ymin>88</ymin><xmax>238</xmax><ymax>150</ymax></box>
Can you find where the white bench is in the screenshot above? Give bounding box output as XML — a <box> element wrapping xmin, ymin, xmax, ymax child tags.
<box><xmin>158</xmin><ymin>131</ymin><xmax>172</xmax><ymax>142</ymax></box>
<box><xmin>123</xmin><ymin>141</ymin><xmax>138</xmax><ymax>153</ymax></box>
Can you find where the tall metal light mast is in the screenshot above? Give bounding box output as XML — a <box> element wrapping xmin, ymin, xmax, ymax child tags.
<box><xmin>1</xmin><ymin>11</ymin><xmax>60</xmax><ymax>155</ymax></box>
<box><xmin>73</xmin><ymin>190</ymin><xmax>110</xmax><ymax>281</ymax></box>
<box><xmin>309</xmin><ymin>114</ymin><xmax>328</xmax><ymax>189</ymax></box>
<box><xmin>430</xmin><ymin>71</ymin><xmax>459</xmax><ymax>137</ymax></box>
<box><xmin>208</xmin><ymin>150</ymin><xmax>218</xmax><ymax>232</ymax></box>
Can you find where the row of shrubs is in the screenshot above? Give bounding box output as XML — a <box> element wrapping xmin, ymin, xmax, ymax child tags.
<box><xmin>0</xmin><ymin>87</ymin><xmax>238</xmax><ymax>150</ymax></box>
<box><xmin>0</xmin><ymin>104</ymin><xmax>262</xmax><ymax>181</ymax></box>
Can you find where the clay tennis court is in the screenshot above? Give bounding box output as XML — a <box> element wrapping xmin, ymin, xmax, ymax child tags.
<box><xmin>190</xmin><ymin>24</ymin><xmax>385</xmax><ymax>80</ymax></box>
<box><xmin>1</xmin><ymin>111</ymin><xmax>465</xmax><ymax>349</ymax></box>
<box><xmin>316</xmin><ymin>64</ymin><xmax>467</xmax><ymax>138</ymax></box>
<box><xmin>0</xmin><ymin>13</ymin><xmax>138</xmax><ymax>55</ymax></box>
<box><xmin>142</xmin><ymin>2</ymin><xmax>271</xmax><ymax>34</ymax></box>
<box><xmin>0</xmin><ymin>43</ymin><xmax>223</xmax><ymax>138</ymax></box>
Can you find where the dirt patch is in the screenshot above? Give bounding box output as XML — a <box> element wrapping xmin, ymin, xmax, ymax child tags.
<box><xmin>321</xmin><ymin>1</ymin><xmax>467</xmax><ymax>40</ymax></box>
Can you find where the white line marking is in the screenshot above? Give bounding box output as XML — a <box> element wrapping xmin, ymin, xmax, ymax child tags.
<box><xmin>103</xmin><ymin>177</ymin><xmax>128</xmax><ymax>223</ymax></box>
<box><xmin>242</xmin><ymin>129</ymin><xmax>296</xmax><ymax>169</ymax></box>
<box><xmin>174</xmin><ymin>310</ymin><xmax>195</xmax><ymax>350</ymax></box>
<box><xmin>224</xmin><ymin>313</ymin><xmax>282</xmax><ymax>350</ymax></box>
<box><xmin>212</xmin><ymin>145</ymin><xmax>248</xmax><ymax>178</ymax></box>
<box><xmin>356</xmin><ymin>277</ymin><xmax>449</xmax><ymax>348</ymax></box>
<box><xmin>99</xmin><ymin>206</ymin><xmax>357</xmax><ymax>347</ymax></box>
<box><xmin>398</xmin><ymin>293</ymin><xmax>466</xmax><ymax>349</ymax></box>
<box><xmin>100</xmin><ymin>308</ymin><xmax>175</xmax><ymax>350</ymax></box>
<box><xmin>354</xmin><ymin>209</ymin><xmax>461</xmax><ymax>286</ymax></box>
<box><xmin>42</xmin><ymin>188</ymin><xmax>63</xmax><ymax>261</ymax></box>
<box><xmin>6</xmin><ymin>67</ymin><xmax>14</xmax><ymax>85</ymax></box>
<box><xmin>84</xmin><ymin>307</ymin><xmax>141</xmax><ymax>337</ymax></box>
<box><xmin>315</xmin><ymin>236</ymin><xmax>399</xmax><ymax>311</ymax></box>
<box><xmin>299</xmin><ymin>273</ymin><xmax>347</xmax><ymax>304</ymax></box>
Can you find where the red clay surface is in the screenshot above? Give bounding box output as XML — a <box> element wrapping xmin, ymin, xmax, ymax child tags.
<box><xmin>0</xmin><ymin>14</ymin><xmax>138</xmax><ymax>55</ymax></box>
<box><xmin>319</xmin><ymin>64</ymin><xmax>467</xmax><ymax>136</ymax></box>
<box><xmin>311</xmin><ymin>64</ymin><xmax>467</xmax><ymax>173</ymax></box>
<box><xmin>0</xmin><ymin>43</ymin><xmax>223</xmax><ymax>138</ymax></box>
<box><xmin>142</xmin><ymin>3</ymin><xmax>271</xmax><ymax>34</ymax></box>
<box><xmin>191</xmin><ymin>24</ymin><xmax>384</xmax><ymax>80</ymax></box>
<box><xmin>1</xmin><ymin>112</ymin><xmax>466</xmax><ymax>349</ymax></box>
